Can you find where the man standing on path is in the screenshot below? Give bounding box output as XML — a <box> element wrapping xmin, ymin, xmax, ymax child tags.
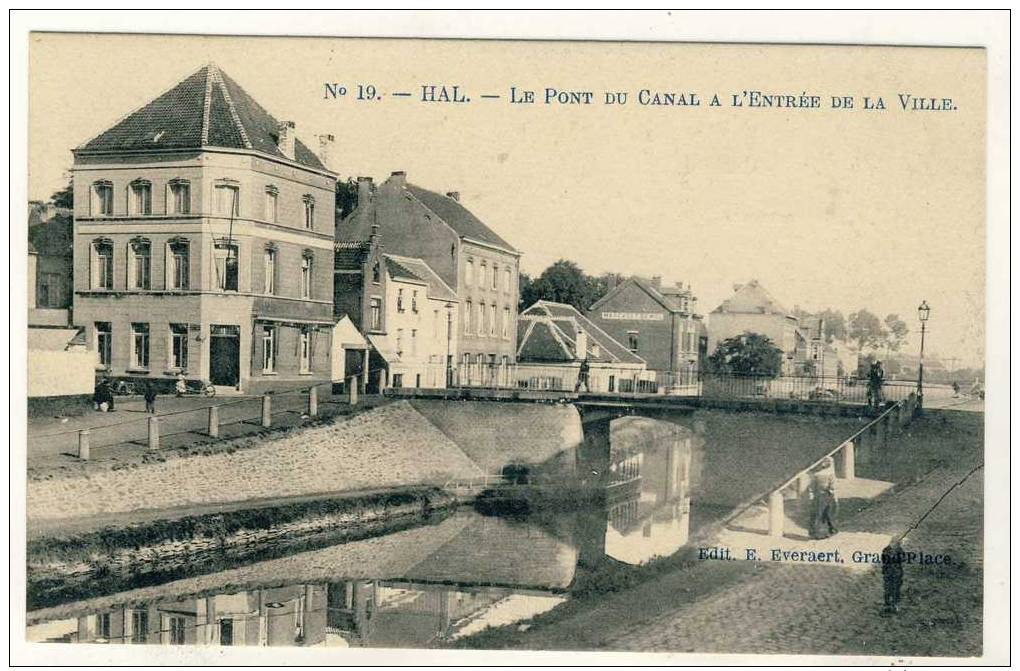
<box><xmin>867</xmin><ymin>360</ymin><xmax>885</xmax><ymax>411</ymax></box>
<box><xmin>144</xmin><ymin>383</ymin><xmax>158</xmax><ymax>414</ymax></box>
<box><xmin>881</xmin><ymin>538</ymin><xmax>905</xmax><ymax>614</ymax></box>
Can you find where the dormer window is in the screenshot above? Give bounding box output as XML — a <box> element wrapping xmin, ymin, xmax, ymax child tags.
<box><xmin>264</xmin><ymin>186</ymin><xmax>279</xmax><ymax>223</ymax></box>
<box><xmin>91</xmin><ymin>181</ymin><xmax>113</xmax><ymax>217</ymax></box>
<box><xmin>168</xmin><ymin>179</ymin><xmax>191</xmax><ymax>215</ymax></box>
<box><xmin>129</xmin><ymin>179</ymin><xmax>152</xmax><ymax>216</ymax></box>
<box><xmin>303</xmin><ymin>195</ymin><xmax>315</xmax><ymax>229</ymax></box>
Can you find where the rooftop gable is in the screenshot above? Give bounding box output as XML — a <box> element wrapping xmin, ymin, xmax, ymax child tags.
<box><xmin>711</xmin><ymin>279</ymin><xmax>790</xmax><ymax>316</ymax></box>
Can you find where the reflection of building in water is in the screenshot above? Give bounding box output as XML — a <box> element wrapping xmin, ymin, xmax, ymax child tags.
<box><xmin>30</xmin><ymin>585</ymin><xmax>328</xmax><ymax>646</ymax></box>
<box><xmin>604</xmin><ymin>419</ymin><xmax>695</xmax><ymax>564</ymax></box>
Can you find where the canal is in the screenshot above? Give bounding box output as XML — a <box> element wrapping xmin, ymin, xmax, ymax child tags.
<box><xmin>27</xmin><ymin>408</ymin><xmax>867</xmax><ymax>648</ymax></box>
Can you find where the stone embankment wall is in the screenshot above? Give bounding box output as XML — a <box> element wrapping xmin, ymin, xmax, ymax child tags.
<box><xmin>28</xmin><ymin>400</ymin><xmax>584</xmax><ymax>526</ymax></box>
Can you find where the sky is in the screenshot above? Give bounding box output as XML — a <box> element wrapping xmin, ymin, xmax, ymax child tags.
<box><xmin>28</xmin><ymin>34</ymin><xmax>986</xmax><ymax>367</ymax></box>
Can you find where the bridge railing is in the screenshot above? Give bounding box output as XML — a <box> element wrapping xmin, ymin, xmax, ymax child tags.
<box><xmin>699</xmin><ymin>372</ymin><xmax>919</xmax><ymax>405</ymax></box>
<box><xmin>722</xmin><ymin>392</ymin><xmax>919</xmax><ymax>538</ymax></box>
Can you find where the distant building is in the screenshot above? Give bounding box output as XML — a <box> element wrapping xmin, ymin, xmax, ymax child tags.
<box><xmin>70</xmin><ymin>63</ymin><xmax>337</xmax><ymax>392</ymax></box>
<box><xmin>28</xmin><ymin>201</ymin><xmax>74</xmax><ymax>326</ymax></box>
<box><xmin>586</xmin><ymin>276</ymin><xmax>703</xmax><ymax>387</ymax></box>
<box><xmin>334</xmin><ymin>228</ymin><xmax>459</xmax><ymax>391</ymax></box>
<box><xmin>708</xmin><ymin>280</ymin><xmax>800</xmax><ymax>373</ymax></box>
<box><xmin>516</xmin><ymin>300</ymin><xmax>652</xmax><ymax>392</ymax></box>
<box><xmin>337</xmin><ymin>173</ymin><xmax>520</xmax><ymax>383</ymax></box>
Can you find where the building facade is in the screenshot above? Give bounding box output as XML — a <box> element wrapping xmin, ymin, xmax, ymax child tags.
<box><xmin>337</xmin><ymin>173</ymin><xmax>520</xmax><ymax>384</ymax></box>
<box><xmin>28</xmin><ymin>202</ymin><xmax>74</xmax><ymax>327</ymax></box>
<box><xmin>516</xmin><ymin>300</ymin><xmax>652</xmax><ymax>392</ymax></box>
<box><xmin>707</xmin><ymin>280</ymin><xmax>800</xmax><ymax>373</ymax></box>
<box><xmin>71</xmin><ymin>64</ymin><xmax>337</xmax><ymax>392</ymax></box>
<box><xmin>586</xmin><ymin>277</ymin><xmax>703</xmax><ymax>388</ymax></box>
<box><xmin>334</xmin><ymin>229</ymin><xmax>459</xmax><ymax>391</ymax></box>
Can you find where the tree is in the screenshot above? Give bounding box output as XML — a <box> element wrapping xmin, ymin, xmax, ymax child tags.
<box><xmin>518</xmin><ymin>271</ymin><xmax>538</xmax><ymax>311</ymax></box>
<box><xmin>847</xmin><ymin>309</ymin><xmax>886</xmax><ymax>351</ymax></box>
<box><xmin>519</xmin><ymin>259</ymin><xmax>608</xmax><ymax>313</ymax></box>
<box><xmin>335</xmin><ymin>177</ymin><xmax>359</xmax><ymax>220</ymax></box>
<box><xmin>50</xmin><ymin>179</ymin><xmax>73</xmax><ymax>209</ymax></box>
<box><xmin>817</xmin><ymin>308</ymin><xmax>847</xmax><ymax>342</ymax></box>
<box><xmin>707</xmin><ymin>332</ymin><xmax>784</xmax><ymax>378</ymax></box>
<box><xmin>883</xmin><ymin>314</ymin><xmax>909</xmax><ymax>352</ymax></box>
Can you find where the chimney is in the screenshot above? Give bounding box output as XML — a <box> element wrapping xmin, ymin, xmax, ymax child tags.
<box><xmin>732</xmin><ymin>283</ymin><xmax>744</xmax><ymax>293</ymax></box>
<box><xmin>276</xmin><ymin>120</ymin><xmax>296</xmax><ymax>159</ymax></box>
<box><xmin>317</xmin><ymin>134</ymin><xmax>335</xmax><ymax>169</ymax></box>
<box><xmin>369</xmin><ymin>223</ymin><xmax>381</xmax><ymax>247</ymax></box>
<box><xmin>575</xmin><ymin>326</ymin><xmax>588</xmax><ymax>360</ymax></box>
<box><xmin>357</xmin><ymin>176</ymin><xmax>374</xmax><ymax>204</ymax></box>
<box><xmin>390</xmin><ymin>170</ymin><xmax>406</xmax><ymax>187</ymax></box>
<box><xmin>651</xmin><ymin>275</ymin><xmax>662</xmax><ymax>290</ymax></box>
<box><xmin>446</xmin><ymin>191</ymin><xmax>460</xmax><ymax>201</ymax></box>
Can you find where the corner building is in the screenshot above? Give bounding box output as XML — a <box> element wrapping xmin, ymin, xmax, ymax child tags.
<box><xmin>71</xmin><ymin>64</ymin><xmax>337</xmax><ymax>392</ymax></box>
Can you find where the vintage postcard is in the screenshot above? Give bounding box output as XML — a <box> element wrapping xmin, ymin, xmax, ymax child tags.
<box><xmin>11</xmin><ymin>11</ymin><xmax>1009</xmax><ymax>667</ymax></box>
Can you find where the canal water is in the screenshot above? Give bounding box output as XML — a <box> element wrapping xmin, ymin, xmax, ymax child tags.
<box><xmin>27</xmin><ymin>409</ymin><xmax>864</xmax><ymax>648</ymax></box>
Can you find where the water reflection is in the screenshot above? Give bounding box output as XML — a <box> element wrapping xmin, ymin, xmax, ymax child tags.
<box><xmin>28</xmin><ymin>415</ymin><xmax>703</xmax><ymax>648</ymax></box>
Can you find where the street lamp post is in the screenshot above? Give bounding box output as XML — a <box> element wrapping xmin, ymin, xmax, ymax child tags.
<box><xmin>916</xmin><ymin>300</ymin><xmax>931</xmax><ymax>410</ymax></box>
<box><xmin>445</xmin><ymin>302</ymin><xmax>454</xmax><ymax>388</ymax></box>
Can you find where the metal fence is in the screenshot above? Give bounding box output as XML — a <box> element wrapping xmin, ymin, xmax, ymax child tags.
<box><xmin>699</xmin><ymin>372</ymin><xmax>919</xmax><ymax>405</ymax></box>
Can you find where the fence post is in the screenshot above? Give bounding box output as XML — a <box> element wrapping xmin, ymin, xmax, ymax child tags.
<box><xmin>261</xmin><ymin>394</ymin><xmax>272</xmax><ymax>428</ymax></box>
<box><xmin>77</xmin><ymin>429</ymin><xmax>90</xmax><ymax>460</ymax></box>
<box><xmin>348</xmin><ymin>376</ymin><xmax>359</xmax><ymax>405</ymax></box>
<box><xmin>208</xmin><ymin>405</ymin><xmax>219</xmax><ymax>438</ymax></box>
<box><xmin>308</xmin><ymin>386</ymin><xmax>318</xmax><ymax>418</ymax></box>
<box><xmin>768</xmin><ymin>490</ymin><xmax>785</xmax><ymax>538</ymax></box>
<box><xmin>841</xmin><ymin>441</ymin><xmax>855</xmax><ymax>481</ymax></box>
<box><xmin>148</xmin><ymin>417</ymin><xmax>159</xmax><ymax>450</ymax></box>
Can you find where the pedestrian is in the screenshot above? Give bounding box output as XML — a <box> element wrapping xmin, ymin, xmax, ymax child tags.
<box><xmin>575</xmin><ymin>357</ymin><xmax>591</xmax><ymax>393</ymax></box>
<box><xmin>810</xmin><ymin>456</ymin><xmax>839</xmax><ymax>539</ymax></box>
<box><xmin>175</xmin><ymin>372</ymin><xmax>187</xmax><ymax>397</ymax></box>
<box><xmin>867</xmin><ymin>360</ymin><xmax>885</xmax><ymax>411</ymax></box>
<box><xmin>100</xmin><ymin>378</ymin><xmax>115</xmax><ymax>412</ymax></box>
<box><xmin>144</xmin><ymin>383</ymin><xmax>157</xmax><ymax>414</ymax></box>
<box><xmin>881</xmin><ymin>538</ymin><xmax>905</xmax><ymax>615</ymax></box>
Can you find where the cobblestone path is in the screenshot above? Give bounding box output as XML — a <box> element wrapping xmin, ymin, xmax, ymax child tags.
<box><xmin>601</xmin><ymin>461</ymin><xmax>983</xmax><ymax>657</ymax></box>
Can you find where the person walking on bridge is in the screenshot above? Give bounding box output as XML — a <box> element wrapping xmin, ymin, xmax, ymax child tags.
<box><xmin>575</xmin><ymin>357</ymin><xmax>591</xmax><ymax>393</ymax></box>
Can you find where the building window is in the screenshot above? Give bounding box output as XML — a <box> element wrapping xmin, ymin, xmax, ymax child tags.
<box><xmin>396</xmin><ymin>288</ymin><xmax>405</xmax><ymax>312</ymax></box>
<box><xmin>489</xmin><ymin>304</ymin><xmax>497</xmax><ymax>336</ymax></box>
<box><xmin>462</xmin><ymin>352</ymin><xmax>471</xmax><ymax>367</ymax></box>
<box><xmin>168</xmin><ymin>239</ymin><xmax>190</xmax><ymax>290</ymax></box>
<box><xmin>263</xmin><ymin>247</ymin><xmax>276</xmax><ymax>294</ymax></box>
<box><xmin>301</xmin><ymin>253</ymin><xmax>313</xmax><ymax>299</ymax></box>
<box><xmin>168</xmin><ymin>179</ymin><xmax>190</xmax><ymax>214</ymax></box>
<box><xmin>477</xmin><ymin>302</ymin><xmax>485</xmax><ymax>336</ymax></box>
<box><xmin>480</xmin><ymin>262</ymin><xmax>487</xmax><ymax>289</ymax></box>
<box><xmin>303</xmin><ymin>195</ymin><xmax>315</xmax><ymax>229</ymax></box>
<box><xmin>170</xmin><ymin>324</ymin><xmax>189</xmax><ymax>370</ymax></box>
<box><xmin>503</xmin><ymin>307</ymin><xmax>510</xmax><ymax>339</ymax></box>
<box><xmin>91</xmin><ymin>181</ymin><xmax>113</xmax><ymax>217</ymax></box>
<box><xmin>627</xmin><ymin>331</ymin><xmax>639</xmax><ymax>353</ymax></box>
<box><xmin>129</xmin><ymin>238</ymin><xmax>151</xmax><ymax>290</ymax></box>
<box><xmin>91</xmin><ymin>239</ymin><xmax>113</xmax><ymax>290</ymax></box>
<box><xmin>372</xmin><ymin>261</ymin><xmax>381</xmax><ymax>283</ymax></box>
<box><xmin>131</xmin><ymin>323</ymin><xmax>150</xmax><ymax>369</ymax></box>
<box><xmin>215</xmin><ymin>183</ymin><xmax>240</xmax><ymax>216</ymax></box>
<box><xmin>504</xmin><ymin>268</ymin><xmax>512</xmax><ymax>293</ymax></box>
<box><xmin>433</xmin><ymin>309</ymin><xmax>440</xmax><ymax>338</ymax></box>
<box><xmin>464</xmin><ymin>300</ymin><xmax>472</xmax><ymax>334</ymax></box>
<box><xmin>465</xmin><ymin>258</ymin><xmax>474</xmax><ymax>286</ymax></box>
<box><xmin>131</xmin><ymin>610</ymin><xmax>148</xmax><ymax>644</ymax></box>
<box><xmin>262</xmin><ymin>325</ymin><xmax>276</xmax><ymax>373</ymax></box>
<box><xmin>264</xmin><ymin>186</ymin><xmax>279</xmax><ymax>223</ymax></box>
<box><xmin>168</xmin><ymin>616</ymin><xmax>186</xmax><ymax>645</ymax></box>
<box><xmin>411</xmin><ymin>329</ymin><xmax>418</xmax><ymax>356</ymax></box>
<box><xmin>369</xmin><ymin>298</ymin><xmax>382</xmax><ymax>331</ymax></box>
<box><xmin>219</xmin><ymin>620</ymin><xmax>233</xmax><ymax>647</ymax></box>
<box><xmin>96</xmin><ymin>322</ymin><xmax>111</xmax><ymax>368</ymax></box>
<box><xmin>299</xmin><ymin>328</ymin><xmax>311</xmax><ymax>373</ymax></box>
<box><xmin>214</xmin><ymin>241</ymin><xmax>239</xmax><ymax>291</ymax></box>
<box><xmin>411</xmin><ymin>290</ymin><xmax>418</xmax><ymax>313</ymax></box>
<box><xmin>129</xmin><ymin>179</ymin><xmax>152</xmax><ymax>215</ymax></box>
<box><xmin>96</xmin><ymin>613</ymin><xmax>111</xmax><ymax>640</ymax></box>
<box><xmin>491</xmin><ymin>264</ymin><xmax>499</xmax><ymax>290</ymax></box>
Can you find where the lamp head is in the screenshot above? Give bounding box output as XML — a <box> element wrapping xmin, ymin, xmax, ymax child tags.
<box><xmin>917</xmin><ymin>300</ymin><xmax>931</xmax><ymax>323</ymax></box>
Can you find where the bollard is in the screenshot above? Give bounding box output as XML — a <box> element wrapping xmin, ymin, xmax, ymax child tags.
<box><xmin>261</xmin><ymin>394</ymin><xmax>272</xmax><ymax>428</ymax></box>
<box><xmin>768</xmin><ymin>490</ymin><xmax>785</xmax><ymax>538</ymax></box>
<box><xmin>148</xmin><ymin>416</ymin><xmax>159</xmax><ymax>450</ymax></box>
<box><xmin>348</xmin><ymin>376</ymin><xmax>358</xmax><ymax>405</ymax></box>
<box><xmin>308</xmin><ymin>386</ymin><xmax>318</xmax><ymax>418</ymax></box>
<box><xmin>77</xmin><ymin>429</ymin><xmax>90</xmax><ymax>460</ymax></box>
<box><xmin>841</xmin><ymin>441</ymin><xmax>855</xmax><ymax>481</ymax></box>
<box><xmin>208</xmin><ymin>405</ymin><xmax>219</xmax><ymax>438</ymax></box>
